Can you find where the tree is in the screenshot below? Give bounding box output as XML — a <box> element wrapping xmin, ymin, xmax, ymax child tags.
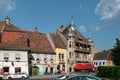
<box><xmin>111</xmin><ymin>38</ymin><xmax>120</xmax><ymax>66</ymax></box>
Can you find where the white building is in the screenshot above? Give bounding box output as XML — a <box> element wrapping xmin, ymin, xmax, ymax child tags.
<box><xmin>93</xmin><ymin>50</ymin><xmax>114</xmax><ymax>67</ymax></box>
<box><xmin>0</xmin><ymin>17</ymin><xmax>30</xmax><ymax>77</ymax></box>
<box><xmin>26</xmin><ymin>31</ymin><xmax>56</xmax><ymax>75</ymax></box>
<box><xmin>0</xmin><ymin>49</ymin><xmax>29</xmax><ymax>75</ymax></box>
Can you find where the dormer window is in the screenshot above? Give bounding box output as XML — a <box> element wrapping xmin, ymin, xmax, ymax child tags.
<box><xmin>5</xmin><ymin>17</ymin><xmax>10</xmax><ymax>25</ymax></box>
<box><xmin>4</xmin><ymin>53</ymin><xmax>9</xmax><ymax>62</ymax></box>
<box><xmin>15</xmin><ymin>54</ymin><xmax>20</xmax><ymax>62</ymax></box>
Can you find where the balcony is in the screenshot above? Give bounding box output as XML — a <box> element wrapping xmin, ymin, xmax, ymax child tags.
<box><xmin>75</xmin><ymin>47</ymin><xmax>91</xmax><ymax>53</ymax></box>
<box><xmin>75</xmin><ymin>57</ymin><xmax>89</xmax><ymax>63</ymax></box>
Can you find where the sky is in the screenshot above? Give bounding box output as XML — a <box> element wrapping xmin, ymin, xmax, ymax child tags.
<box><xmin>0</xmin><ymin>0</ymin><xmax>120</xmax><ymax>51</ymax></box>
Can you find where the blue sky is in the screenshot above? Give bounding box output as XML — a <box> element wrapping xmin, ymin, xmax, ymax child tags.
<box><xmin>0</xmin><ymin>0</ymin><xmax>120</xmax><ymax>51</ymax></box>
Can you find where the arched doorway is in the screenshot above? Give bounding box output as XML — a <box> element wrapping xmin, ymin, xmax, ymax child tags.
<box><xmin>32</xmin><ymin>66</ymin><xmax>39</xmax><ymax>76</ymax></box>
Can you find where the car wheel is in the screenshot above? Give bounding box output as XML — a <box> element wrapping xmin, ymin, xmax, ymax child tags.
<box><xmin>8</xmin><ymin>77</ymin><xmax>12</xmax><ymax>80</ymax></box>
<box><xmin>22</xmin><ymin>76</ymin><xmax>25</xmax><ymax>79</ymax></box>
<box><xmin>0</xmin><ymin>77</ymin><xmax>3</xmax><ymax>80</ymax></box>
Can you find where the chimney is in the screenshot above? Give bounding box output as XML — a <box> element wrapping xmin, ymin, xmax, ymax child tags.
<box><xmin>58</xmin><ymin>25</ymin><xmax>64</xmax><ymax>33</ymax></box>
<box><xmin>34</xmin><ymin>26</ymin><xmax>38</xmax><ymax>32</ymax></box>
<box><xmin>5</xmin><ymin>17</ymin><xmax>10</xmax><ymax>25</ymax></box>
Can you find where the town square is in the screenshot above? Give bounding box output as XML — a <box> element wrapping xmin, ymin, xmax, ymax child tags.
<box><xmin>0</xmin><ymin>0</ymin><xmax>120</xmax><ymax>80</ymax></box>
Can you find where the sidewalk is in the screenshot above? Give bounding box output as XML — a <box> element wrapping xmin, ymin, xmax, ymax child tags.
<box><xmin>29</xmin><ymin>74</ymin><xmax>60</xmax><ymax>79</ymax></box>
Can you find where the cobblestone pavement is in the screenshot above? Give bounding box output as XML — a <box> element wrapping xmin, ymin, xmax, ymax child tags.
<box><xmin>28</xmin><ymin>74</ymin><xmax>60</xmax><ymax>80</ymax></box>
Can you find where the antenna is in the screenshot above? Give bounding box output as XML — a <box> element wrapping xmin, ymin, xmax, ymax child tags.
<box><xmin>88</xmin><ymin>27</ymin><xmax>90</xmax><ymax>37</ymax></box>
<box><xmin>71</xmin><ymin>16</ymin><xmax>74</xmax><ymax>25</ymax></box>
<box><xmin>71</xmin><ymin>16</ymin><xmax>73</xmax><ymax>20</ymax></box>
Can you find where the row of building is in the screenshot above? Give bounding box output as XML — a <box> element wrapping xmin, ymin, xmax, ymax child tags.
<box><xmin>0</xmin><ymin>17</ymin><xmax>113</xmax><ymax>76</ymax></box>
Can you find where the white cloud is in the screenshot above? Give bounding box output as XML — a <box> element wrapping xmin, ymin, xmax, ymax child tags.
<box><xmin>0</xmin><ymin>0</ymin><xmax>16</xmax><ymax>15</ymax></box>
<box><xmin>95</xmin><ymin>26</ymin><xmax>105</xmax><ymax>31</ymax></box>
<box><xmin>95</xmin><ymin>0</ymin><xmax>120</xmax><ymax>20</ymax></box>
<box><xmin>79</xmin><ymin>25</ymin><xmax>87</xmax><ymax>33</ymax></box>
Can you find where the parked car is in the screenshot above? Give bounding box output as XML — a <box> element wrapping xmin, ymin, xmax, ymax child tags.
<box><xmin>7</xmin><ymin>72</ymin><xmax>29</xmax><ymax>80</ymax></box>
<box><xmin>54</xmin><ymin>74</ymin><xmax>76</xmax><ymax>80</ymax></box>
<box><xmin>55</xmin><ymin>74</ymin><xmax>101</xmax><ymax>80</ymax></box>
<box><xmin>65</xmin><ymin>74</ymin><xmax>101</xmax><ymax>80</ymax></box>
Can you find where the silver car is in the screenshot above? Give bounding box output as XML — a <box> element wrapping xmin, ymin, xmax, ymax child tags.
<box><xmin>65</xmin><ymin>74</ymin><xmax>101</xmax><ymax>80</ymax></box>
<box><xmin>7</xmin><ymin>72</ymin><xmax>29</xmax><ymax>80</ymax></box>
<box><xmin>55</xmin><ymin>74</ymin><xmax>101</xmax><ymax>80</ymax></box>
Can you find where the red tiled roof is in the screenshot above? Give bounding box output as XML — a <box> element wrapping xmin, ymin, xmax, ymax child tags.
<box><xmin>50</xmin><ymin>33</ymin><xmax>66</xmax><ymax>49</ymax></box>
<box><xmin>0</xmin><ymin>21</ymin><xmax>22</xmax><ymax>32</ymax></box>
<box><xmin>27</xmin><ymin>31</ymin><xmax>54</xmax><ymax>53</ymax></box>
<box><xmin>0</xmin><ymin>22</ymin><xmax>4</xmax><ymax>31</ymax></box>
<box><xmin>1</xmin><ymin>31</ymin><xmax>25</xmax><ymax>43</ymax></box>
<box><xmin>0</xmin><ymin>33</ymin><xmax>29</xmax><ymax>50</ymax></box>
<box><xmin>0</xmin><ymin>21</ymin><xmax>28</xmax><ymax>50</ymax></box>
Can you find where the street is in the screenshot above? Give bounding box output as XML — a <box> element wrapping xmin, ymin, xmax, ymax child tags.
<box><xmin>28</xmin><ymin>74</ymin><xmax>59</xmax><ymax>80</ymax></box>
<box><xmin>3</xmin><ymin>74</ymin><xmax>59</xmax><ymax>80</ymax></box>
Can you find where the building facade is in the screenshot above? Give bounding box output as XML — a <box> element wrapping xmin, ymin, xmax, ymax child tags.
<box><xmin>93</xmin><ymin>50</ymin><xmax>114</xmax><ymax>67</ymax></box>
<box><xmin>0</xmin><ymin>18</ymin><xmax>29</xmax><ymax>77</ymax></box>
<box><xmin>47</xmin><ymin>33</ymin><xmax>67</xmax><ymax>73</ymax></box>
<box><xmin>57</xmin><ymin>20</ymin><xmax>97</xmax><ymax>72</ymax></box>
<box><xmin>0</xmin><ymin>50</ymin><xmax>29</xmax><ymax>75</ymax></box>
<box><xmin>0</xmin><ymin>17</ymin><xmax>98</xmax><ymax>77</ymax></box>
<box><xmin>27</xmin><ymin>31</ymin><xmax>56</xmax><ymax>75</ymax></box>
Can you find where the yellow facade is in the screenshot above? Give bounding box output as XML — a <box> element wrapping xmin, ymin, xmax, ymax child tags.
<box><xmin>108</xmin><ymin>60</ymin><xmax>114</xmax><ymax>66</ymax></box>
<box><xmin>55</xmin><ymin>48</ymin><xmax>68</xmax><ymax>73</ymax></box>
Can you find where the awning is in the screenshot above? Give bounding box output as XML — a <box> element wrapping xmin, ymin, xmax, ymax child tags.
<box><xmin>73</xmin><ymin>63</ymin><xmax>95</xmax><ymax>70</ymax></box>
<box><xmin>46</xmin><ymin>64</ymin><xmax>54</xmax><ymax>68</ymax></box>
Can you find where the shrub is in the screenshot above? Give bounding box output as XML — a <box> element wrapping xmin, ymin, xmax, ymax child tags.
<box><xmin>98</xmin><ymin>66</ymin><xmax>120</xmax><ymax>79</ymax></box>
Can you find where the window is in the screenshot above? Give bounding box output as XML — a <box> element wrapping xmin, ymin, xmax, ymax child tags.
<box><xmin>59</xmin><ymin>54</ymin><xmax>61</xmax><ymax>60</ymax></box>
<box><xmin>3</xmin><ymin>67</ymin><xmax>9</xmax><ymax>74</ymax></box>
<box><xmin>69</xmin><ymin>52</ymin><xmax>74</xmax><ymax>59</ymax></box>
<box><xmin>69</xmin><ymin>41</ymin><xmax>72</xmax><ymax>48</ymax></box>
<box><xmin>96</xmin><ymin>62</ymin><xmax>98</xmax><ymax>66</ymax></box>
<box><xmin>57</xmin><ymin>65</ymin><xmax>60</xmax><ymax>70</ymax></box>
<box><xmin>44</xmin><ymin>58</ymin><xmax>47</xmax><ymax>63</ymax></box>
<box><xmin>69</xmin><ymin>52</ymin><xmax>72</xmax><ymax>59</ymax></box>
<box><xmin>103</xmin><ymin>62</ymin><xmax>105</xmax><ymax>65</ymax></box>
<box><xmin>62</xmin><ymin>65</ymin><xmax>65</xmax><ymax>71</ymax></box>
<box><xmin>50</xmin><ymin>58</ymin><xmax>53</xmax><ymax>63</ymax></box>
<box><xmin>36</xmin><ymin>54</ymin><xmax>40</xmax><ymax>64</ymax></box>
<box><xmin>59</xmin><ymin>53</ymin><xmax>64</xmax><ymax>61</ymax></box>
<box><xmin>4</xmin><ymin>53</ymin><xmax>9</xmax><ymax>61</ymax></box>
<box><xmin>83</xmin><ymin>54</ymin><xmax>87</xmax><ymax>59</ymax></box>
<box><xmin>15</xmin><ymin>53</ymin><xmax>20</xmax><ymax>61</ymax></box>
<box><xmin>15</xmin><ymin>67</ymin><xmax>21</xmax><ymax>73</ymax></box>
<box><xmin>99</xmin><ymin>62</ymin><xmax>101</xmax><ymax>66</ymax></box>
<box><xmin>62</xmin><ymin>54</ymin><xmax>64</xmax><ymax>60</ymax></box>
<box><xmin>36</xmin><ymin>58</ymin><xmax>40</xmax><ymax>64</ymax></box>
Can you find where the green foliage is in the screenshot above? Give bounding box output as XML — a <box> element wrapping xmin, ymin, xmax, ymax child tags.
<box><xmin>98</xmin><ymin>66</ymin><xmax>120</xmax><ymax>79</ymax></box>
<box><xmin>111</xmin><ymin>38</ymin><xmax>120</xmax><ymax>66</ymax></box>
<box><xmin>29</xmin><ymin>67</ymin><xmax>32</xmax><ymax>76</ymax></box>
